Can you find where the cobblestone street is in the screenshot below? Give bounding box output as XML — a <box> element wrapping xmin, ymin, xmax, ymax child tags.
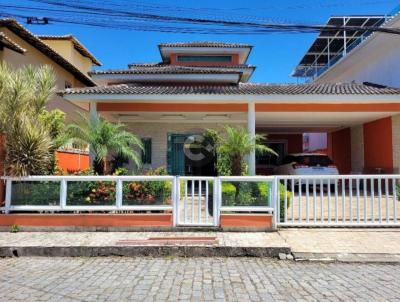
<box><xmin>1</xmin><ymin>257</ymin><xmax>399</xmax><ymax>301</ymax></box>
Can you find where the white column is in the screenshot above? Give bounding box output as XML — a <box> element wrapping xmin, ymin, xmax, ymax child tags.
<box><xmin>89</xmin><ymin>101</ymin><xmax>97</xmax><ymax>122</ymax></box>
<box><xmin>247</xmin><ymin>102</ymin><xmax>256</xmax><ymax>176</ymax></box>
<box><xmin>89</xmin><ymin>101</ymin><xmax>97</xmax><ymax>167</ymax></box>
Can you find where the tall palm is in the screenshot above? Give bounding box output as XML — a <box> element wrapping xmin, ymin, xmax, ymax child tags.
<box><xmin>0</xmin><ymin>63</ymin><xmax>56</xmax><ymax>176</ymax></box>
<box><xmin>65</xmin><ymin>113</ymin><xmax>143</xmax><ymax>175</ymax></box>
<box><xmin>217</xmin><ymin>126</ymin><xmax>277</xmax><ymax>176</ymax></box>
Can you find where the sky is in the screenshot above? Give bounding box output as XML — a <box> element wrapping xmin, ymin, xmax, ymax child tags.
<box><xmin>2</xmin><ymin>0</ymin><xmax>399</xmax><ymax>83</ymax></box>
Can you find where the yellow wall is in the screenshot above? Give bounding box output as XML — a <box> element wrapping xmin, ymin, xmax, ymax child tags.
<box><xmin>0</xmin><ymin>27</ymin><xmax>88</xmax><ymax>121</ymax></box>
<box><xmin>42</xmin><ymin>39</ymin><xmax>93</xmax><ymax>74</ymax></box>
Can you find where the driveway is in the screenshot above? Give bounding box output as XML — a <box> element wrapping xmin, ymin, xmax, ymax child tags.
<box><xmin>279</xmin><ymin>228</ymin><xmax>400</xmax><ymax>261</ymax></box>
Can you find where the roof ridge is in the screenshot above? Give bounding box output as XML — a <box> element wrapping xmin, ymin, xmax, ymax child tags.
<box><xmin>0</xmin><ymin>18</ymin><xmax>96</xmax><ymax>86</ymax></box>
<box><xmin>36</xmin><ymin>34</ymin><xmax>101</xmax><ymax>66</ymax></box>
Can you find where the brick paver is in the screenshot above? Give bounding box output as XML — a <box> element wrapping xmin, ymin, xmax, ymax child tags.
<box><xmin>1</xmin><ymin>257</ymin><xmax>400</xmax><ymax>301</ymax></box>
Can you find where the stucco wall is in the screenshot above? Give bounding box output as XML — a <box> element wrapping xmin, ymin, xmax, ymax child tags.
<box><xmin>350</xmin><ymin>125</ymin><xmax>364</xmax><ymax>173</ymax></box>
<box><xmin>327</xmin><ymin>128</ymin><xmax>351</xmax><ymax>174</ymax></box>
<box><xmin>363</xmin><ymin>117</ymin><xmax>393</xmax><ymax>173</ymax></box>
<box><xmin>392</xmin><ymin>114</ymin><xmax>400</xmax><ymax>173</ymax></box>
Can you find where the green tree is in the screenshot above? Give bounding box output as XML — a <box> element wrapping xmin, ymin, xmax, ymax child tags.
<box><xmin>65</xmin><ymin>113</ymin><xmax>143</xmax><ymax>175</ymax></box>
<box><xmin>0</xmin><ymin>63</ymin><xmax>56</xmax><ymax>176</ymax></box>
<box><xmin>214</xmin><ymin>126</ymin><xmax>277</xmax><ymax>176</ymax></box>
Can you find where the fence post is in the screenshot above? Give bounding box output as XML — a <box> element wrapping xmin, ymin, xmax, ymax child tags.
<box><xmin>172</xmin><ymin>176</ymin><xmax>179</xmax><ymax>227</ymax></box>
<box><xmin>116</xmin><ymin>179</ymin><xmax>122</xmax><ymax>209</ymax></box>
<box><xmin>4</xmin><ymin>179</ymin><xmax>12</xmax><ymax>214</ymax></box>
<box><xmin>60</xmin><ymin>179</ymin><xmax>67</xmax><ymax>210</ymax></box>
<box><xmin>272</xmin><ymin>177</ymin><xmax>279</xmax><ymax>229</ymax></box>
<box><xmin>213</xmin><ymin>177</ymin><xmax>220</xmax><ymax>227</ymax></box>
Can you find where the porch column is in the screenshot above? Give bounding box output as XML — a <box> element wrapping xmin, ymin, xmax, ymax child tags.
<box><xmin>247</xmin><ymin>102</ymin><xmax>256</xmax><ymax>175</ymax></box>
<box><xmin>89</xmin><ymin>101</ymin><xmax>97</xmax><ymax>167</ymax></box>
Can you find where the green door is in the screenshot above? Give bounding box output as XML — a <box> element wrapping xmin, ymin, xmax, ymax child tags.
<box><xmin>167</xmin><ymin>134</ymin><xmax>186</xmax><ymax>175</ymax></box>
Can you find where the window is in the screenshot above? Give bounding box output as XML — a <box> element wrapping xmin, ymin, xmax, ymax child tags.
<box><xmin>64</xmin><ymin>81</ymin><xmax>72</xmax><ymax>89</ymax></box>
<box><xmin>176</xmin><ymin>55</ymin><xmax>232</xmax><ymax>62</ymax></box>
<box><xmin>256</xmin><ymin>142</ymin><xmax>286</xmax><ymax>166</ymax></box>
<box><xmin>141</xmin><ymin>138</ymin><xmax>152</xmax><ymax>164</ymax></box>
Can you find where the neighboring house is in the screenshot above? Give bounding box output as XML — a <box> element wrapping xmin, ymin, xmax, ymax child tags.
<box><xmin>303</xmin><ymin>133</ymin><xmax>327</xmax><ymax>153</ymax></box>
<box><xmin>292</xmin><ymin>6</ymin><xmax>400</xmax><ymax>174</ymax></box>
<box><xmin>61</xmin><ymin>41</ymin><xmax>400</xmax><ymax>176</ymax></box>
<box><xmin>0</xmin><ymin>19</ymin><xmax>101</xmax><ymax>175</ymax></box>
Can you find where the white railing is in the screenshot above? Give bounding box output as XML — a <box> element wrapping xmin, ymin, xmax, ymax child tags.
<box><xmin>277</xmin><ymin>175</ymin><xmax>399</xmax><ymax>227</ymax></box>
<box><xmin>1</xmin><ymin>175</ymin><xmax>175</xmax><ymax>214</ymax></box>
<box><xmin>2</xmin><ymin>174</ymin><xmax>400</xmax><ymax>228</ymax></box>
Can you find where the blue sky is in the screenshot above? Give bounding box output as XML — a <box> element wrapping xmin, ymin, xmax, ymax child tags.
<box><xmin>3</xmin><ymin>0</ymin><xmax>399</xmax><ymax>83</ymax></box>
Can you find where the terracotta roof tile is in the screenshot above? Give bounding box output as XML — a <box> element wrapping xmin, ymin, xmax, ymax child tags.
<box><xmin>61</xmin><ymin>82</ymin><xmax>400</xmax><ymax>96</ymax></box>
<box><xmin>0</xmin><ymin>32</ymin><xmax>25</xmax><ymax>53</ymax></box>
<box><xmin>89</xmin><ymin>65</ymin><xmax>245</xmax><ymax>75</ymax></box>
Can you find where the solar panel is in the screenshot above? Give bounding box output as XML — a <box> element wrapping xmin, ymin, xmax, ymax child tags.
<box><xmin>292</xmin><ymin>16</ymin><xmax>387</xmax><ymax>78</ymax></box>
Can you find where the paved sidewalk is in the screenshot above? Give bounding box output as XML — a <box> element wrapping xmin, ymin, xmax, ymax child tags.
<box><xmin>280</xmin><ymin>228</ymin><xmax>400</xmax><ymax>262</ymax></box>
<box><xmin>1</xmin><ymin>229</ymin><xmax>400</xmax><ymax>261</ymax></box>
<box><xmin>0</xmin><ymin>231</ymin><xmax>290</xmax><ymax>257</ymax></box>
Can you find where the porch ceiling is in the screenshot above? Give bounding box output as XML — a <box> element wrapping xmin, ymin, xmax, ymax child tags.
<box><xmin>104</xmin><ymin>110</ymin><xmax>394</xmax><ymax>133</ymax></box>
<box><xmin>255</xmin><ymin>111</ymin><xmax>393</xmax><ymax>133</ymax></box>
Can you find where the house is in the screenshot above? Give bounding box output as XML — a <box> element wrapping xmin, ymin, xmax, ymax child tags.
<box><xmin>292</xmin><ymin>8</ymin><xmax>400</xmax><ymax>174</ymax></box>
<box><xmin>61</xmin><ymin>41</ymin><xmax>400</xmax><ymax>176</ymax></box>
<box><xmin>0</xmin><ymin>19</ymin><xmax>102</xmax><ymax>179</ymax></box>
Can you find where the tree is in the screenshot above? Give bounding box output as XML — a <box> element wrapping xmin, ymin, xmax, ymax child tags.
<box><xmin>215</xmin><ymin>126</ymin><xmax>277</xmax><ymax>176</ymax></box>
<box><xmin>0</xmin><ymin>63</ymin><xmax>56</xmax><ymax>176</ymax></box>
<box><xmin>65</xmin><ymin>113</ymin><xmax>143</xmax><ymax>175</ymax></box>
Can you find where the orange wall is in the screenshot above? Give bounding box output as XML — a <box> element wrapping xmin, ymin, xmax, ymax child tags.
<box><xmin>268</xmin><ymin>134</ymin><xmax>303</xmax><ymax>154</ymax></box>
<box><xmin>363</xmin><ymin>117</ymin><xmax>393</xmax><ymax>172</ymax></box>
<box><xmin>327</xmin><ymin>128</ymin><xmax>351</xmax><ymax>174</ymax></box>
<box><xmin>170</xmin><ymin>53</ymin><xmax>240</xmax><ymax>66</ymax></box>
<box><xmin>56</xmin><ymin>151</ymin><xmax>89</xmax><ymax>173</ymax></box>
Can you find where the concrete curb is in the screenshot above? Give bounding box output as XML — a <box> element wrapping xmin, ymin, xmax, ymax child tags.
<box><xmin>0</xmin><ymin>246</ymin><xmax>291</xmax><ymax>258</ymax></box>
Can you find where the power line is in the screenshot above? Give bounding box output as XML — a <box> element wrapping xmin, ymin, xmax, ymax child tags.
<box><xmin>2</xmin><ymin>0</ymin><xmax>399</xmax><ymax>35</ymax></box>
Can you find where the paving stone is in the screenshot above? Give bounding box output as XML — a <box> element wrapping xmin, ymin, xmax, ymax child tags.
<box><xmin>1</xmin><ymin>257</ymin><xmax>400</xmax><ymax>301</ymax></box>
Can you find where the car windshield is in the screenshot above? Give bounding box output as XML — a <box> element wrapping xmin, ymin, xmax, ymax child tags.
<box><xmin>283</xmin><ymin>155</ymin><xmax>333</xmax><ymax>167</ymax></box>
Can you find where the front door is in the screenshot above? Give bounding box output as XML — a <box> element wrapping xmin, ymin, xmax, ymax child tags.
<box><xmin>167</xmin><ymin>133</ymin><xmax>216</xmax><ymax>176</ymax></box>
<box><xmin>167</xmin><ymin>134</ymin><xmax>186</xmax><ymax>175</ymax></box>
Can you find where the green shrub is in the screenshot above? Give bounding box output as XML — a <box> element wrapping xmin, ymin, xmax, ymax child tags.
<box><xmin>123</xmin><ymin>166</ymin><xmax>172</xmax><ymax>205</ymax></box>
<box><xmin>10</xmin><ymin>224</ymin><xmax>20</xmax><ymax>233</ymax></box>
<box><xmin>220</xmin><ymin>181</ymin><xmax>291</xmax><ymax>219</ymax></box>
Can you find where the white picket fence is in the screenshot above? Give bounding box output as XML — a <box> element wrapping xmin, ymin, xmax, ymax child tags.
<box><xmin>1</xmin><ymin>174</ymin><xmax>399</xmax><ymax>228</ymax></box>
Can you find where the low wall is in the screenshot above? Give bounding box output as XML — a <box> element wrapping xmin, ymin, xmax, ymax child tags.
<box><xmin>0</xmin><ymin>213</ymin><xmax>173</xmax><ymax>230</ymax></box>
<box><xmin>220</xmin><ymin>214</ymin><xmax>273</xmax><ymax>231</ymax></box>
<box><xmin>56</xmin><ymin>150</ymin><xmax>89</xmax><ymax>173</ymax></box>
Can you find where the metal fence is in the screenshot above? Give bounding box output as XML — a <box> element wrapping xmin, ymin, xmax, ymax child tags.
<box><xmin>277</xmin><ymin>175</ymin><xmax>399</xmax><ymax>226</ymax></box>
<box><xmin>1</xmin><ymin>174</ymin><xmax>400</xmax><ymax>228</ymax></box>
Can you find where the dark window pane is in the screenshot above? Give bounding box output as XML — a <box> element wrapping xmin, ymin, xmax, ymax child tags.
<box><xmin>141</xmin><ymin>138</ymin><xmax>152</xmax><ymax>164</ymax></box>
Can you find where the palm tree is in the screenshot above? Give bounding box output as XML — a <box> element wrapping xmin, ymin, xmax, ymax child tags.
<box><xmin>0</xmin><ymin>63</ymin><xmax>56</xmax><ymax>176</ymax></box>
<box><xmin>65</xmin><ymin>113</ymin><xmax>143</xmax><ymax>175</ymax></box>
<box><xmin>216</xmin><ymin>126</ymin><xmax>277</xmax><ymax>176</ymax></box>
